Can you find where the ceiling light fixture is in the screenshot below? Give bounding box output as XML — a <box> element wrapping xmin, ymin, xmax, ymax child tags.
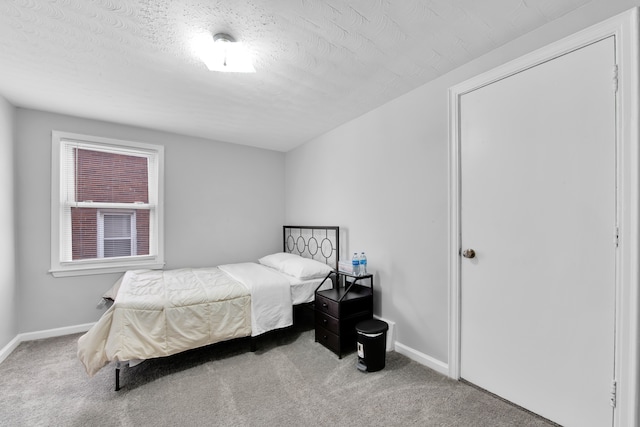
<box><xmin>192</xmin><ymin>32</ymin><xmax>256</xmax><ymax>73</ymax></box>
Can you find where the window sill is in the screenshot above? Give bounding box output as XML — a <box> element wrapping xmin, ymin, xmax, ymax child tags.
<box><xmin>49</xmin><ymin>261</ymin><xmax>165</xmax><ymax>278</ymax></box>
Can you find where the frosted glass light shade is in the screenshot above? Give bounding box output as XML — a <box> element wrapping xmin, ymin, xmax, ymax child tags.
<box><xmin>192</xmin><ymin>33</ymin><xmax>256</xmax><ymax>73</ymax></box>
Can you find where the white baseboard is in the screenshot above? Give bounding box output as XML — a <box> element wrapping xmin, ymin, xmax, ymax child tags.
<box><xmin>0</xmin><ymin>322</ymin><xmax>95</xmax><ymax>364</ymax></box>
<box><xmin>373</xmin><ymin>315</ymin><xmax>396</xmax><ymax>351</ymax></box>
<box><xmin>371</xmin><ymin>315</ymin><xmax>448</xmax><ymax>375</ymax></box>
<box><xmin>18</xmin><ymin>322</ymin><xmax>95</xmax><ymax>342</ymax></box>
<box><xmin>394</xmin><ymin>341</ymin><xmax>449</xmax><ymax>376</ymax></box>
<box><xmin>0</xmin><ymin>335</ymin><xmax>21</xmax><ymax>364</ymax></box>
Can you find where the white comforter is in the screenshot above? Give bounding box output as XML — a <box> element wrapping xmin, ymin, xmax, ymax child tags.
<box><xmin>78</xmin><ymin>266</ymin><xmax>257</xmax><ymax>377</ymax></box>
<box><xmin>77</xmin><ymin>263</ymin><xmax>317</xmax><ymax>377</ymax></box>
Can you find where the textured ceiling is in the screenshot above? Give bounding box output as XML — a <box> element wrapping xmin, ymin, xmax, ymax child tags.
<box><xmin>0</xmin><ymin>0</ymin><xmax>592</xmax><ymax>151</ymax></box>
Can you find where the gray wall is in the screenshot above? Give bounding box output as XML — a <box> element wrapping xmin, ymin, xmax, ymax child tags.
<box><xmin>285</xmin><ymin>0</ymin><xmax>639</xmax><ymax>364</ymax></box>
<box><xmin>0</xmin><ymin>96</ymin><xmax>16</xmax><ymax>349</ymax></box>
<box><xmin>15</xmin><ymin>109</ymin><xmax>285</xmax><ymax>334</ymax></box>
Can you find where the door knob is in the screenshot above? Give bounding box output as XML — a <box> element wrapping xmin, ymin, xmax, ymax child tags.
<box><xmin>462</xmin><ymin>249</ymin><xmax>476</xmax><ymax>259</ymax></box>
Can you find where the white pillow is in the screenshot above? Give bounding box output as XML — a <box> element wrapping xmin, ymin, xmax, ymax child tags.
<box><xmin>258</xmin><ymin>252</ymin><xmax>300</xmax><ymax>270</ymax></box>
<box><xmin>258</xmin><ymin>252</ymin><xmax>334</xmax><ymax>280</ymax></box>
<box><xmin>279</xmin><ymin>256</ymin><xmax>334</xmax><ymax>280</ymax></box>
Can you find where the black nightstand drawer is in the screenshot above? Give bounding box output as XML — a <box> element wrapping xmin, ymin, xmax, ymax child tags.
<box><xmin>315</xmin><ymin>311</ymin><xmax>339</xmax><ymax>334</ymax></box>
<box><xmin>314</xmin><ymin>294</ymin><xmax>339</xmax><ymax>318</ymax></box>
<box><xmin>315</xmin><ymin>326</ymin><xmax>340</xmax><ymax>353</ymax></box>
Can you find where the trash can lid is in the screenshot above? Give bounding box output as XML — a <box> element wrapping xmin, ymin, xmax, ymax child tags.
<box><xmin>356</xmin><ymin>319</ymin><xmax>389</xmax><ymax>334</ymax></box>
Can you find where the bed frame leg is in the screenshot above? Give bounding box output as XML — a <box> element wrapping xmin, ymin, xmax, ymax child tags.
<box><xmin>115</xmin><ymin>367</ymin><xmax>121</xmax><ymax>391</ymax></box>
<box><xmin>250</xmin><ymin>337</ymin><xmax>256</xmax><ymax>352</ymax></box>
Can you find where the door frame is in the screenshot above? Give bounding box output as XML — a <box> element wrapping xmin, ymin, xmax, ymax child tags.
<box><xmin>448</xmin><ymin>8</ymin><xmax>639</xmax><ymax>427</ymax></box>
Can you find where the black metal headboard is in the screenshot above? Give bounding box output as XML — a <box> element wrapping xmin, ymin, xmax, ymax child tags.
<box><xmin>283</xmin><ymin>226</ymin><xmax>339</xmax><ymax>270</ymax></box>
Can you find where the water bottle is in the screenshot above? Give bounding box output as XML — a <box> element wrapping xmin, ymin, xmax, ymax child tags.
<box><xmin>359</xmin><ymin>252</ymin><xmax>367</xmax><ymax>275</ymax></box>
<box><xmin>351</xmin><ymin>252</ymin><xmax>360</xmax><ymax>276</ymax></box>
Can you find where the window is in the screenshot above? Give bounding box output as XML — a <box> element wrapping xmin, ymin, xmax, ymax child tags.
<box><xmin>51</xmin><ymin>131</ymin><xmax>164</xmax><ymax>277</ymax></box>
<box><xmin>97</xmin><ymin>211</ymin><xmax>136</xmax><ymax>258</ymax></box>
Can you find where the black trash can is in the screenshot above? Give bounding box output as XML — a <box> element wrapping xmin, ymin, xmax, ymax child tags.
<box><xmin>356</xmin><ymin>319</ymin><xmax>389</xmax><ymax>372</ymax></box>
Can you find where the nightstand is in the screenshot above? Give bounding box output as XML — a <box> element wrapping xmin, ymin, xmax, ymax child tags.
<box><xmin>314</xmin><ymin>271</ymin><xmax>373</xmax><ymax>358</ymax></box>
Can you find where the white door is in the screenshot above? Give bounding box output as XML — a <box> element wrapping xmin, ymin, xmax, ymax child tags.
<box><xmin>460</xmin><ymin>37</ymin><xmax>616</xmax><ymax>427</ymax></box>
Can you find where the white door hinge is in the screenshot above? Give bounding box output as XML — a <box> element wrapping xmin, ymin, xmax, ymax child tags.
<box><xmin>615</xmin><ymin>227</ymin><xmax>619</xmax><ymax>247</ymax></box>
<box><xmin>610</xmin><ymin>380</ymin><xmax>617</xmax><ymax>408</ymax></box>
<box><xmin>612</xmin><ymin>65</ymin><xmax>619</xmax><ymax>93</ymax></box>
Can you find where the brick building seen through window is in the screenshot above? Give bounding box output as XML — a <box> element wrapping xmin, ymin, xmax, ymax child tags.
<box><xmin>71</xmin><ymin>149</ymin><xmax>150</xmax><ymax>260</ymax></box>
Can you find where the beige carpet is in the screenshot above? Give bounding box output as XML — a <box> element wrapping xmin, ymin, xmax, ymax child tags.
<box><xmin>0</xmin><ymin>322</ymin><xmax>555</xmax><ymax>426</ymax></box>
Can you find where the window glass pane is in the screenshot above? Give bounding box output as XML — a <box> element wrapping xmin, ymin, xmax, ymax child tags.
<box><xmin>136</xmin><ymin>209</ymin><xmax>150</xmax><ymax>256</ymax></box>
<box><xmin>68</xmin><ymin>147</ymin><xmax>151</xmax><ymax>261</ymax></box>
<box><xmin>104</xmin><ymin>239</ymin><xmax>132</xmax><ymax>258</ymax></box>
<box><xmin>75</xmin><ymin>148</ymin><xmax>149</xmax><ymax>203</ymax></box>
<box><xmin>70</xmin><ymin>207</ymin><xmax>150</xmax><ymax>260</ymax></box>
<box><xmin>71</xmin><ymin>207</ymin><xmax>98</xmax><ymax>260</ymax></box>
<box><xmin>104</xmin><ymin>214</ymin><xmax>131</xmax><ymax>238</ymax></box>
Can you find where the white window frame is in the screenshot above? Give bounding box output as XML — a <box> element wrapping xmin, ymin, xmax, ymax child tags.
<box><xmin>97</xmin><ymin>210</ymin><xmax>137</xmax><ymax>258</ymax></box>
<box><xmin>50</xmin><ymin>131</ymin><xmax>164</xmax><ymax>277</ymax></box>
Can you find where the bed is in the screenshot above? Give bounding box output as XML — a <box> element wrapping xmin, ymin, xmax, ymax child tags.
<box><xmin>77</xmin><ymin>225</ymin><xmax>339</xmax><ymax>390</ymax></box>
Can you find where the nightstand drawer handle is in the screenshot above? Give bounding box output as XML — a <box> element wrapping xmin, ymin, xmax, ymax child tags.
<box><xmin>322</xmin><ymin>319</ymin><xmax>327</xmax><ymax>324</ymax></box>
<box><xmin>323</xmin><ymin>335</ymin><xmax>328</xmax><ymax>340</ymax></box>
<box><xmin>322</xmin><ymin>303</ymin><xmax>328</xmax><ymax>308</ymax></box>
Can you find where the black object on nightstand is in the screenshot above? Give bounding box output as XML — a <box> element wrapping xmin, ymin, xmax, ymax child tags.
<box><xmin>314</xmin><ymin>271</ymin><xmax>373</xmax><ymax>358</ymax></box>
